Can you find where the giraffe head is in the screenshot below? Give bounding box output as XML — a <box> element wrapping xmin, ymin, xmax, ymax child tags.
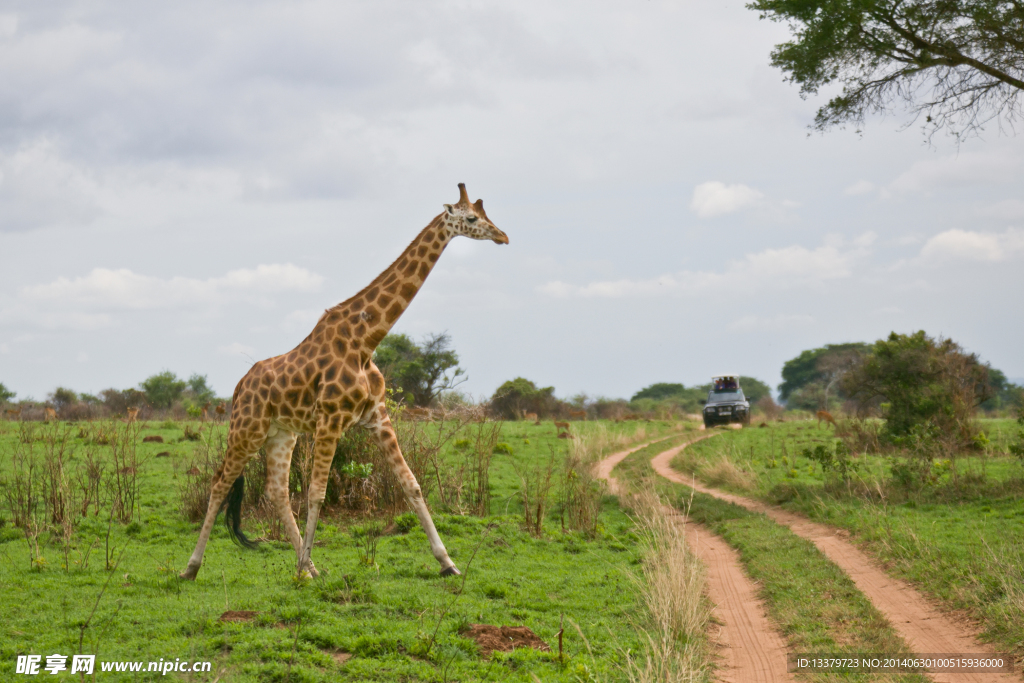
<box><xmin>442</xmin><ymin>183</ymin><xmax>509</xmax><ymax>245</ymax></box>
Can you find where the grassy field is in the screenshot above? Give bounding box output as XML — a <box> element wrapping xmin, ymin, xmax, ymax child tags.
<box><xmin>0</xmin><ymin>417</ymin><xmax>684</xmax><ymax>682</ymax></box>
<box><xmin>674</xmin><ymin>419</ymin><xmax>1024</xmax><ymax>664</ymax></box>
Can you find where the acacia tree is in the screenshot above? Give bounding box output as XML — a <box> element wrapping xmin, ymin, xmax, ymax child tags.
<box><xmin>490</xmin><ymin>378</ymin><xmax>559</xmax><ymax>420</ymax></box>
<box><xmin>779</xmin><ymin>342</ymin><xmax>870</xmax><ymax>410</ymax></box>
<box><xmin>749</xmin><ymin>0</ymin><xmax>1024</xmax><ymax>139</ymax></box>
<box><xmin>139</xmin><ymin>371</ymin><xmax>187</xmax><ymax>410</ymax></box>
<box><xmin>374</xmin><ymin>332</ymin><xmax>465</xmax><ymax>407</ymax></box>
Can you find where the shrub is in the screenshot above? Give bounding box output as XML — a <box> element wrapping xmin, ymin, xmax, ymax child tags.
<box><xmin>843</xmin><ymin>331</ymin><xmax>991</xmax><ymax>450</ymax></box>
<box><xmin>489</xmin><ymin>378</ymin><xmax>558</xmax><ymax>420</ymax></box>
<box><xmin>802</xmin><ymin>441</ymin><xmax>856</xmax><ymax>481</ymax></box>
<box><xmin>1009</xmin><ymin>405</ymin><xmax>1024</xmax><ymax>463</ymax></box>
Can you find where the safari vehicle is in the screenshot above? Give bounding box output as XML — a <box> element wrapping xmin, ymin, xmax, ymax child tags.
<box><xmin>701</xmin><ymin>375</ymin><xmax>750</xmax><ymax>428</ymax></box>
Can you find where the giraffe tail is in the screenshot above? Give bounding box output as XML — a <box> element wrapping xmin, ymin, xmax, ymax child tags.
<box><xmin>222</xmin><ymin>474</ymin><xmax>259</xmax><ymax>549</ymax></box>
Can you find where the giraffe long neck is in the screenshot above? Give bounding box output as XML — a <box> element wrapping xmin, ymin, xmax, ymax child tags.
<box><xmin>309</xmin><ymin>214</ymin><xmax>452</xmax><ymax>357</ymax></box>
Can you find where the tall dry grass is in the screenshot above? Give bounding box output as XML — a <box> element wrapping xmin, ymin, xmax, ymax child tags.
<box><xmin>624</xmin><ymin>488</ymin><xmax>712</xmax><ymax>683</ymax></box>
<box><xmin>702</xmin><ymin>454</ymin><xmax>755</xmax><ymax>491</ymax></box>
<box><xmin>985</xmin><ymin>541</ymin><xmax>1024</xmax><ymax>643</ymax></box>
<box><xmin>569</xmin><ymin>422</ymin><xmax>650</xmax><ymax>463</ymax></box>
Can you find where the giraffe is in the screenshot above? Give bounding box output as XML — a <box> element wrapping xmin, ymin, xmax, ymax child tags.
<box><xmin>180</xmin><ymin>184</ymin><xmax>508</xmax><ymax>580</ymax></box>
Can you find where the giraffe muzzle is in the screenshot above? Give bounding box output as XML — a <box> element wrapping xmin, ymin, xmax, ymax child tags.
<box><xmin>491</xmin><ymin>229</ymin><xmax>509</xmax><ymax>245</ymax></box>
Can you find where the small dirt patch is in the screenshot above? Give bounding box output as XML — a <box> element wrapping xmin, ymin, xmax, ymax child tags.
<box><xmin>327</xmin><ymin>650</ymin><xmax>351</xmax><ymax>665</ymax></box>
<box><xmin>142</xmin><ymin>435</ymin><xmax>164</xmax><ymax>443</ymax></box>
<box><xmin>155</xmin><ymin>451</ymin><xmax>170</xmax><ymax>458</ymax></box>
<box><xmin>462</xmin><ymin>624</ymin><xmax>550</xmax><ymax>657</ymax></box>
<box><xmin>218</xmin><ymin>610</ymin><xmax>258</xmax><ymax>623</ymax></box>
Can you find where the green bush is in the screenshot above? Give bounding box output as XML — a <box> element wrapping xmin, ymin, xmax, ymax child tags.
<box><xmin>843</xmin><ymin>331</ymin><xmax>991</xmax><ymax>448</ymax></box>
<box><xmin>489</xmin><ymin>377</ymin><xmax>558</xmax><ymax>420</ymax></box>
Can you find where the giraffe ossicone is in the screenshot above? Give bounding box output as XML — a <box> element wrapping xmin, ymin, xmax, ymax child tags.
<box><xmin>180</xmin><ymin>183</ymin><xmax>508</xmax><ymax>581</ymax></box>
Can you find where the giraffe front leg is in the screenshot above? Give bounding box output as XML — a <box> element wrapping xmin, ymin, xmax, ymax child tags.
<box><xmin>296</xmin><ymin>432</ymin><xmax>336</xmax><ymax>577</ymax></box>
<box><xmin>263</xmin><ymin>430</ymin><xmax>318</xmax><ymax>577</ymax></box>
<box><xmin>368</xmin><ymin>406</ymin><xmax>459</xmax><ymax>576</ymax></box>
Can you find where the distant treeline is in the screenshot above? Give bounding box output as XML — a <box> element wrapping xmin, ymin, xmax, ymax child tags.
<box><xmin>0</xmin><ymin>371</ymin><xmax>224</xmax><ymax>421</ymax></box>
<box><xmin>3</xmin><ymin>331</ymin><xmax>1020</xmax><ymax>422</ymax></box>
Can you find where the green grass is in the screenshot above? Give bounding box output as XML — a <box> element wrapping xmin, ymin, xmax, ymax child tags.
<box><xmin>676</xmin><ymin>419</ymin><xmax>1024</xmax><ymax>664</ymax></box>
<box><xmin>0</xmin><ymin>418</ymin><xmax>682</xmax><ymax>682</ymax></box>
<box><xmin>614</xmin><ymin>440</ymin><xmax>930</xmax><ymax>683</ymax></box>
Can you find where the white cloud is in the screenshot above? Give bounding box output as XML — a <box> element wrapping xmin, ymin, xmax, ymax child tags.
<box><xmin>20</xmin><ymin>264</ymin><xmax>324</xmax><ymax>310</ymax></box>
<box><xmin>0</xmin><ymin>14</ymin><xmax>17</xmax><ymax>38</ymax></box>
<box><xmin>539</xmin><ymin>242</ymin><xmax>863</xmax><ymax>298</ymax></box>
<box><xmin>852</xmin><ymin>231</ymin><xmax>878</xmax><ymax>247</ymax></box>
<box><xmin>844</xmin><ymin>180</ymin><xmax>875</xmax><ymax>196</ymax></box>
<box><xmin>283</xmin><ymin>308</ymin><xmax>324</xmax><ymax>332</ymax></box>
<box><xmin>728</xmin><ymin>314</ymin><xmax>814</xmax><ymax>332</ymax></box>
<box><xmin>977</xmin><ymin>199</ymin><xmax>1024</xmax><ymax>221</ymax></box>
<box><xmin>218</xmin><ymin>342</ymin><xmax>258</xmax><ymax>358</ymax></box>
<box><xmin>0</xmin><ymin>306</ymin><xmax>112</xmax><ymax>331</ymax></box>
<box><xmin>690</xmin><ymin>181</ymin><xmax>764</xmax><ymax>218</ymax></box>
<box><xmin>888</xmin><ymin>152</ymin><xmax>1019</xmax><ymax>195</ymax></box>
<box><xmin>0</xmin><ymin>140</ymin><xmax>102</xmax><ymax>231</ymax></box>
<box><xmin>919</xmin><ymin>227</ymin><xmax>1024</xmax><ymax>263</ymax></box>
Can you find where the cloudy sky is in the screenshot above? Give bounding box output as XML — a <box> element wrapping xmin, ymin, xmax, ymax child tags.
<box><xmin>1</xmin><ymin>1</ymin><xmax>1022</xmax><ymax>404</ymax></box>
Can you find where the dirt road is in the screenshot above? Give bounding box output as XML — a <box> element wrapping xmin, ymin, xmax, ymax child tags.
<box><xmin>650</xmin><ymin>439</ymin><xmax>1019</xmax><ymax>683</ymax></box>
<box><xmin>596</xmin><ymin>439</ymin><xmax>794</xmax><ymax>682</ymax></box>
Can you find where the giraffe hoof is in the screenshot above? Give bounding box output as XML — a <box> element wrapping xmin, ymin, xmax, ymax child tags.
<box><xmin>179</xmin><ymin>567</ymin><xmax>198</xmax><ymax>581</ymax></box>
<box><xmin>440</xmin><ymin>565</ymin><xmax>461</xmax><ymax>577</ymax></box>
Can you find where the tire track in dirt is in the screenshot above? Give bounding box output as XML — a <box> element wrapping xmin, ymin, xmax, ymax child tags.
<box><xmin>597</xmin><ymin>438</ymin><xmax>794</xmax><ymax>683</ymax></box>
<box><xmin>650</xmin><ymin>437</ymin><xmax>1020</xmax><ymax>683</ymax></box>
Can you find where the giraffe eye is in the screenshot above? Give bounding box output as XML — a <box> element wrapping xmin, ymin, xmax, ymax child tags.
<box><xmin>466</xmin><ymin>215</ymin><xmax>478</xmax><ymax>223</ymax></box>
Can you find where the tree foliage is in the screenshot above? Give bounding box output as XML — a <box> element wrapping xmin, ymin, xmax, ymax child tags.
<box><xmin>779</xmin><ymin>342</ymin><xmax>870</xmax><ymax>409</ymax></box>
<box><xmin>738</xmin><ymin>376</ymin><xmax>773</xmax><ymax>405</ymax></box>
<box><xmin>48</xmin><ymin>387</ymin><xmax>78</xmax><ymax>412</ymax></box>
<box><xmin>749</xmin><ymin>0</ymin><xmax>1024</xmax><ymax>139</ymax></box>
<box><xmin>630</xmin><ymin>377</ymin><xmax>772</xmax><ymax>415</ymax></box>
<box><xmin>630</xmin><ymin>383</ymin><xmax>706</xmax><ymax>415</ymax></box>
<box><xmin>631</xmin><ymin>383</ymin><xmax>688</xmax><ymax>401</ymax></box>
<box><xmin>842</xmin><ymin>331</ymin><xmax>992</xmax><ymax>445</ymax></box>
<box><xmin>979</xmin><ymin>367</ymin><xmax>1024</xmax><ymax>410</ymax></box>
<box><xmin>0</xmin><ymin>381</ymin><xmax>15</xmax><ymax>404</ymax></box>
<box><xmin>139</xmin><ymin>371</ymin><xmax>187</xmax><ymax>409</ymax></box>
<box><xmin>374</xmin><ymin>332</ymin><xmax>465</xmax><ymax>407</ymax></box>
<box><xmin>186</xmin><ymin>373</ymin><xmax>217</xmax><ymax>405</ymax></box>
<box><xmin>490</xmin><ymin>377</ymin><xmax>558</xmax><ymax>420</ymax></box>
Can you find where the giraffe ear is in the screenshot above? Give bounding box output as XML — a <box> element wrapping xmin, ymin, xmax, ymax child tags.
<box><xmin>444</xmin><ymin>204</ymin><xmax>454</xmax><ymax>215</ymax></box>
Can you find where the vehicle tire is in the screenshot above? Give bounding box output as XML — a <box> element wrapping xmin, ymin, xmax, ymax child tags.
<box><xmin>703</xmin><ymin>419</ymin><xmax>712</xmax><ymax>429</ymax></box>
